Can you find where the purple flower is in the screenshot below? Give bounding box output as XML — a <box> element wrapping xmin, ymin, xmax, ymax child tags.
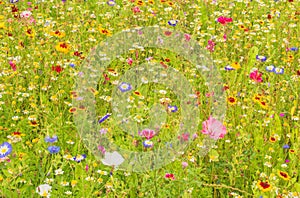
<box><xmin>73</xmin><ymin>154</ymin><xmax>86</xmax><ymax>162</ymax></box>
<box><xmin>256</xmin><ymin>55</ymin><xmax>267</xmax><ymax>62</ymax></box>
<box><xmin>0</xmin><ymin>142</ymin><xmax>12</xmax><ymax>158</ymax></box>
<box><xmin>143</xmin><ymin>140</ymin><xmax>153</xmax><ymax>148</ymax></box>
<box><xmin>283</xmin><ymin>144</ymin><xmax>290</xmax><ymax>149</ymax></box>
<box><xmin>279</xmin><ymin>113</ymin><xmax>285</xmax><ymax>117</ymax></box>
<box><xmin>168</xmin><ymin>20</ymin><xmax>178</xmax><ymax>26</ymax></box>
<box><xmin>98</xmin><ymin>113</ymin><xmax>111</xmax><ymax>123</ymax></box>
<box><xmin>107</xmin><ymin>0</ymin><xmax>116</xmax><ymax>6</ymax></box>
<box><xmin>168</xmin><ymin>105</ymin><xmax>178</xmax><ymax>113</ymax></box>
<box><xmin>118</xmin><ymin>82</ymin><xmax>132</xmax><ymax>92</ymax></box>
<box><xmin>47</xmin><ymin>146</ymin><xmax>60</xmax><ymax>154</ymax></box>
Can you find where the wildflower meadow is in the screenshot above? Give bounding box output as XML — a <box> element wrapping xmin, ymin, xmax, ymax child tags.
<box><xmin>0</xmin><ymin>0</ymin><xmax>299</xmax><ymax>197</ymax></box>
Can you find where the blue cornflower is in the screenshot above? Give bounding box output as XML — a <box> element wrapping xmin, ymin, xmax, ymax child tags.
<box><xmin>0</xmin><ymin>142</ymin><xmax>12</xmax><ymax>158</ymax></box>
<box><xmin>47</xmin><ymin>146</ymin><xmax>60</xmax><ymax>154</ymax></box>
<box><xmin>45</xmin><ymin>135</ymin><xmax>58</xmax><ymax>143</ymax></box>
<box><xmin>98</xmin><ymin>113</ymin><xmax>111</xmax><ymax>124</ymax></box>
<box><xmin>283</xmin><ymin>144</ymin><xmax>290</xmax><ymax>149</ymax></box>
<box><xmin>118</xmin><ymin>82</ymin><xmax>132</xmax><ymax>92</ymax></box>
<box><xmin>70</xmin><ymin>63</ymin><xmax>75</xmax><ymax>68</ymax></box>
<box><xmin>289</xmin><ymin>47</ymin><xmax>298</xmax><ymax>51</ymax></box>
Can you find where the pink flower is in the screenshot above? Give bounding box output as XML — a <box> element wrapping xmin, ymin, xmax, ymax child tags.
<box><xmin>182</xmin><ymin>162</ymin><xmax>188</xmax><ymax>168</ymax></box>
<box><xmin>132</xmin><ymin>6</ymin><xmax>141</xmax><ymax>14</ymax></box>
<box><xmin>127</xmin><ymin>58</ymin><xmax>133</xmax><ymax>65</ymax></box>
<box><xmin>249</xmin><ymin>70</ymin><xmax>263</xmax><ymax>83</ymax></box>
<box><xmin>223</xmin><ymin>34</ymin><xmax>227</xmax><ymax>41</ymax></box>
<box><xmin>165</xmin><ymin>173</ymin><xmax>175</xmax><ymax>180</ymax></box>
<box><xmin>201</xmin><ymin>116</ymin><xmax>227</xmax><ymax>140</ymax></box>
<box><xmin>178</xmin><ymin>133</ymin><xmax>190</xmax><ymax>142</ymax></box>
<box><xmin>217</xmin><ymin>16</ymin><xmax>233</xmax><ymax>25</ymax></box>
<box><xmin>184</xmin><ymin>34</ymin><xmax>191</xmax><ymax>42</ymax></box>
<box><xmin>139</xmin><ymin>129</ymin><xmax>156</xmax><ymax>140</ymax></box>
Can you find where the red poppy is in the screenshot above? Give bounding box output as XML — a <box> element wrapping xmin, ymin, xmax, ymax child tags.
<box><xmin>52</xmin><ymin>65</ymin><xmax>63</xmax><ymax>73</ymax></box>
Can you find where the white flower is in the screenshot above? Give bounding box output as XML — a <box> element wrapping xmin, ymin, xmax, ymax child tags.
<box><xmin>54</xmin><ymin>168</ymin><xmax>64</xmax><ymax>175</ymax></box>
<box><xmin>65</xmin><ymin>191</ymin><xmax>72</xmax><ymax>195</ymax></box>
<box><xmin>36</xmin><ymin>184</ymin><xmax>52</xmax><ymax>197</ymax></box>
<box><xmin>101</xmin><ymin>151</ymin><xmax>124</xmax><ymax>167</ymax></box>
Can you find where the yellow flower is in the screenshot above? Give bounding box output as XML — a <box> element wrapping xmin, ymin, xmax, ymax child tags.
<box><xmin>55</xmin><ymin>42</ymin><xmax>71</xmax><ymax>54</ymax></box>
<box><xmin>278</xmin><ymin>170</ymin><xmax>290</xmax><ymax>181</ymax></box>
<box><xmin>231</xmin><ymin>62</ymin><xmax>241</xmax><ymax>70</ymax></box>
<box><xmin>50</xmin><ymin>30</ymin><xmax>66</xmax><ymax>38</ymax></box>
<box><xmin>0</xmin><ymin>22</ymin><xmax>5</xmax><ymax>29</ymax></box>
<box><xmin>25</xmin><ymin>29</ymin><xmax>35</xmax><ymax>38</ymax></box>
<box><xmin>71</xmin><ymin>180</ymin><xmax>77</xmax><ymax>187</ymax></box>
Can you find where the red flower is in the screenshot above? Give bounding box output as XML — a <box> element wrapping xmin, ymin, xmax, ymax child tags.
<box><xmin>249</xmin><ymin>70</ymin><xmax>263</xmax><ymax>83</ymax></box>
<box><xmin>52</xmin><ymin>65</ymin><xmax>63</xmax><ymax>73</ymax></box>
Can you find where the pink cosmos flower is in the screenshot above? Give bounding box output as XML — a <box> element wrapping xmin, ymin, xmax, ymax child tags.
<box><xmin>139</xmin><ymin>129</ymin><xmax>156</xmax><ymax>140</ymax></box>
<box><xmin>249</xmin><ymin>70</ymin><xmax>263</xmax><ymax>83</ymax></box>
<box><xmin>201</xmin><ymin>116</ymin><xmax>227</xmax><ymax>140</ymax></box>
<box><xmin>217</xmin><ymin>16</ymin><xmax>233</xmax><ymax>25</ymax></box>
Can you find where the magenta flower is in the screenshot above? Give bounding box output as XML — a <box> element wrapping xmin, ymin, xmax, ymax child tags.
<box><xmin>217</xmin><ymin>16</ymin><xmax>233</xmax><ymax>25</ymax></box>
<box><xmin>201</xmin><ymin>116</ymin><xmax>227</xmax><ymax>140</ymax></box>
<box><xmin>249</xmin><ymin>70</ymin><xmax>263</xmax><ymax>83</ymax></box>
<box><xmin>206</xmin><ymin>40</ymin><xmax>216</xmax><ymax>52</ymax></box>
<box><xmin>9</xmin><ymin>61</ymin><xmax>16</xmax><ymax>71</ymax></box>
